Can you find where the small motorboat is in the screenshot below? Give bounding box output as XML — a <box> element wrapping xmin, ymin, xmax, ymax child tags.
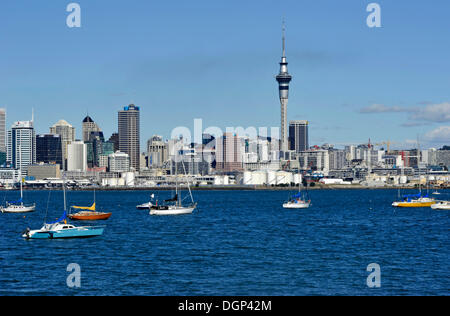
<box><xmin>23</xmin><ymin>212</ymin><xmax>105</xmax><ymax>239</ymax></box>
<box><xmin>431</xmin><ymin>201</ymin><xmax>450</xmax><ymax>210</ymax></box>
<box><xmin>432</xmin><ymin>191</ymin><xmax>441</xmax><ymax>195</ymax></box>
<box><xmin>137</xmin><ymin>194</ymin><xmax>154</xmax><ymax>209</ymax></box>
<box><xmin>137</xmin><ymin>202</ymin><xmax>153</xmax><ymax>210</ymax></box>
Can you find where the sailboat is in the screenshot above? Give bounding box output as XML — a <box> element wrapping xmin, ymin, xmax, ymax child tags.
<box><xmin>283</xmin><ymin>172</ymin><xmax>311</xmax><ymax>209</ymax></box>
<box><xmin>392</xmin><ymin>144</ymin><xmax>436</xmax><ymax>208</ymax></box>
<box><xmin>150</xmin><ymin>160</ymin><xmax>196</xmax><ymax>215</ymax></box>
<box><xmin>68</xmin><ymin>190</ymin><xmax>112</xmax><ymax>220</ymax></box>
<box><xmin>1</xmin><ymin>146</ymin><xmax>35</xmax><ymax>213</ymax></box>
<box><xmin>22</xmin><ymin>175</ymin><xmax>105</xmax><ymax>239</ymax></box>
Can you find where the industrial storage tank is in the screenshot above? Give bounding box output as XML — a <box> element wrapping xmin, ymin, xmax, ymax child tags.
<box><xmin>122</xmin><ymin>172</ymin><xmax>135</xmax><ymax>186</ymax></box>
<box><xmin>243</xmin><ymin>171</ymin><xmax>253</xmax><ymax>185</ymax></box>
<box><xmin>267</xmin><ymin>170</ymin><xmax>276</xmax><ymax>185</ymax></box>
<box><xmin>293</xmin><ymin>173</ymin><xmax>302</xmax><ymax>185</ymax></box>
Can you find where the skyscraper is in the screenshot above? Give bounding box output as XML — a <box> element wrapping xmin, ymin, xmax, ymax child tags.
<box><xmin>50</xmin><ymin>119</ymin><xmax>75</xmax><ymax>166</ymax></box>
<box><xmin>147</xmin><ymin>135</ymin><xmax>168</xmax><ymax>168</ymax></box>
<box><xmin>275</xmin><ymin>21</ymin><xmax>292</xmax><ymax>155</ymax></box>
<box><xmin>0</xmin><ymin>108</ymin><xmax>6</xmax><ymax>153</ymax></box>
<box><xmin>7</xmin><ymin>120</ymin><xmax>36</xmax><ymax>171</ymax></box>
<box><xmin>67</xmin><ymin>141</ymin><xmax>87</xmax><ymax>172</ymax></box>
<box><xmin>215</xmin><ymin>133</ymin><xmax>243</xmax><ymax>173</ymax></box>
<box><xmin>82</xmin><ymin>115</ymin><xmax>101</xmax><ymax>142</ymax></box>
<box><xmin>36</xmin><ymin>134</ymin><xmax>63</xmax><ymax>166</ymax></box>
<box><xmin>289</xmin><ymin>120</ymin><xmax>309</xmax><ymax>152</ymax></box>
<box><xmin>118</xmin><ymin>104</ymin><xmax>140</xmax><ymax>171</ymax></box>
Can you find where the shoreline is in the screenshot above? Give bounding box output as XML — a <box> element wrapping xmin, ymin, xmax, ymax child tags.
<box><xmin>3</xmin><ymin>185</ymin><xmax>449</xmax><ymax>191</ymax></box>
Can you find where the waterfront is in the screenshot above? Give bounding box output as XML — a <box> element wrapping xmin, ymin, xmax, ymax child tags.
<box><xmin>0</xmin><ymin>189</ymin><xmax>449</xmax><ymax>295</ymax></box>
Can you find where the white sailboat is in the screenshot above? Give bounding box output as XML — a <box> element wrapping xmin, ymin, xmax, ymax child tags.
<box><xmin>283</xmin><ymin>172</ymin><xmax>311</xmax><ymax>209</ymax></box>
<box><xmin>1</xmin><ymin>146</ymin><xmax>35</xmax><ymax>213</ymax></box>
<box><xmin>150</xmin><ymin>160</ymin><xmax>196</xmax><ymax>216</ymax></box>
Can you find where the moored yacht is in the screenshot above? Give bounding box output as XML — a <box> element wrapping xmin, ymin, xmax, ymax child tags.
<box><xmin>430</xmin><ymin>201</ymin><xmax>450</xmax><ymax>210</ymax></box>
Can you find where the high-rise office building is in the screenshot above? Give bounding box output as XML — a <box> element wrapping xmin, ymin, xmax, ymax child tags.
<box><xmin>215</xmin><ymin>133</ymin><xmax>243</xmax><ymax>173</ymax></box>
<box><xmin>275</xmin><ymin>22</ymin><xmax>292</xmax><ymax>155</ymax></box>
<box><xmin>82</xmin><ymin>115</ymin><xmax>101</xmax><ymax>142</ymax></box>
<box><xmin>108</xmin><ymin>133</ymin><xmax>120</xmax><ymax>152</ymax></box>
<box><xmin>86</xmin><ymin>131</ymin><xmax>105</xmax><ymax>168</ymax></box>
<box><xmin>108</xmin><ymin>151</ymin><xmax>130</xmax><ymax>173</ymax></box>
<box><xmin>36</xmin><ymin>134</ymin><xmax>63</xmax><ymax>166</ymax></box>
<box><xmin>50</xmin><ymin>119</ymin><xmax>75</xmax><ymax>166</ymax></box>
<box><xmin>67</xmin><ymin>141</ymin><xmax>87</xmax><ymax>172</ymax></box>
<box><xmin>0</xmin><ymin>108</ymin><xmax>6</xmax><ymax>153</ymax></box>
<box><xmin>7</xmin><ymin>120</ymin><xmax>36</xmax><ymax>171</ymax></box>
<box><xmin>289</xmin><ymin>120</ymin><xmax>309</xmax><ymax>152</ymax></box>
<box><xmin>118</xmin><ymin>104</ymin><xmax>140</xmax><ymax>171</ymax></box>
<box><xmin>147</xmin><ymin>135</ymin><xmax>167</xmax><ymax>168</ymax></box>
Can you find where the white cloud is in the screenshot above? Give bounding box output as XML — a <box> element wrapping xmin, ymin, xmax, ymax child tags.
<box><xmin>409</xmin><ymin>102</ymin><xmax>450</xmax><ymax>123</ymax></box>
<box><xmin>423</xmin><ymin>126</ymin><xmax>450</xmax><ymax>144</ymax></box>
<box><xmin>359</xmin><ymin>104</ymin><xmax>413</xmax><ymax>114</ymax></box>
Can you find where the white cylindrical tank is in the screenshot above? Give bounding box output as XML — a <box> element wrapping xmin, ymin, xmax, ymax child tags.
<box><xmin>293</xmin><ymin>173</ymin><xmax>302</xmax><ymax>185</ymax></box>
<box><xmin>243</xmin><ymin>171</ymin><xmax>252</xmax><ymax>185</ymax></box>
<box><xmin>267</xmin><ymin>171</ymin><xmax>276</xmax><ymax>185</ymax></box>
<box><xmin>400</xmin><ymin>176</ymin><xmax>408</xmax><ymax>184</ymax></box>
<box><xmin>254</xmin><ymin>171</ymin><xmax>267</xmax><ymax>185</ymax></box>
<box><xmin>122</xmin><ymin>172</ymin><xmax>135</xmax><ymax>187</ymax></box>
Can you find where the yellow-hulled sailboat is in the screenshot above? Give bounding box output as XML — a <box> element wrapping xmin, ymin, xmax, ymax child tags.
<box><xmin>392</xmin><ymin>193</ymin><xmax>436</xmax><ymax>208</ymax></box>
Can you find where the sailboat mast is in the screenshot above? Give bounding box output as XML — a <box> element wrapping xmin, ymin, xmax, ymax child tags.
<box><xmin>182</xmin><ymin>159</ymin><xmax>194</xmax><ymax>205</ymax></box>
<box><xmin>175</xmin><ymin>159</ymin><xmax>179</xmax><ymax>206</ymax></box>
<box><xmin>63</xmin><ymin>172</ymin><xmax>67</xmax><ymax>211</ymax></box>
<box><xmin>19</xmin><ymin>145</ymin><xmax>23</xmax><ymax>201</ymax></box>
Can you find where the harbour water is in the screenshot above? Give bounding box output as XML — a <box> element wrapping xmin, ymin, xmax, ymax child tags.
<box><xmin>0</xmin><ymin>189</ymin><xmax>448</xmax><ymax>296</ymax></box>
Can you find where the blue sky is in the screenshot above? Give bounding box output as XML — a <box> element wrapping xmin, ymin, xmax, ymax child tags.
<box><xmin>1</xmin><ymin>0</ymin><xmax>449</xmax><ymax>149</ymax></box>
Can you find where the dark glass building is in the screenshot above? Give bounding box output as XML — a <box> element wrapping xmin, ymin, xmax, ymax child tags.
<box><xmin>36</xmin><ymin>134</ymin><xmax>63</xmax><ymax>166</ymax></box>
<box><xmin>289</xmin><ymin>120</ymin><xmax>309</xmax><ymax>152</ymax></box>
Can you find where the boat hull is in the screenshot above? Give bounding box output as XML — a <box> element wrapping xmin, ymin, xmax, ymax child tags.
<box><xmin>1</xmin><ymin>204</ymin><xmax>35</xmax><ymax>213</ymax></box>
<box><xmin>68</xmin><ymin>212</ymin><xmax>112</xmax><ymax>220</ymax></box>
<box><xmin>136</xmin><ymin>202</ymin><xmax>152</xmax><ymax>210</ymax></box>
<box><xmin>431</xmin><ymin>202</ymin><xmax>450</xmax><ymax>210</ymax></box>
<box><xmin>24</xmin><ymin>226</ymin><xmax>105</xmax><ymax>239</ymax></box>
<box><xmin>150</xmin><ymin>206</ymin><xmax>195</xmax><ymax>216</ymax></box>
<box><xmin>392</xmin><ymin>201</ymin><xmax>436</xmax><ymax>207</ymax></box>
<box><xmin>283</xmin><ymin>202</ymin><xmax>311</xmax><ymax>209</ymax></box>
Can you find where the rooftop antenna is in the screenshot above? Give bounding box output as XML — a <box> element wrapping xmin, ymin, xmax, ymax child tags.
<box><xmin>282</xmin><ymin>18</ymin><xmax>286</xmax><ymax>57</ymax></box>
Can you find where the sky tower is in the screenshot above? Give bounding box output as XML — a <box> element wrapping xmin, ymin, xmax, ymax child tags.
<box><xmin>276</xmin><ymin>21</ymin><xmax>292</xmax><ymax>155</ymax></box>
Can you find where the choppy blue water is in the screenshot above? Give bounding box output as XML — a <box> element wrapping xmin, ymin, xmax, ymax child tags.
<box><xmin>0</xmin><ymin>189</ymin><xmax>448</xmax><ymax>296</ymax></box>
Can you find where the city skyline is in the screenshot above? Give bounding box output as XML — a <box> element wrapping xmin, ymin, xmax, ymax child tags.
<box><xmin>1</xmin><ymin>1</ymin><xmax>449</xmax><ymax>149</ymax></box>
